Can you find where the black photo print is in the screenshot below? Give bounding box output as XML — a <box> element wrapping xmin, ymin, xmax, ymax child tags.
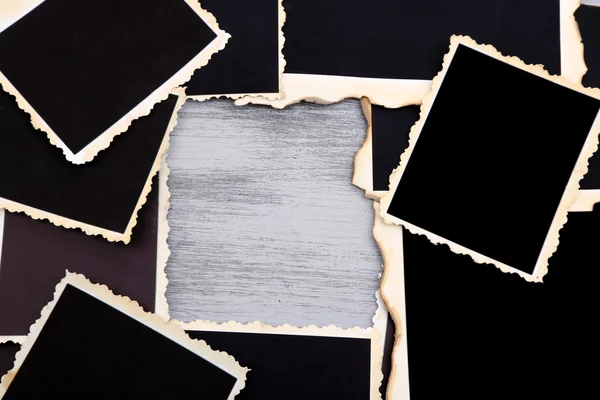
<box><xmin>186</xmin><ymin>0</ymin><xmax>283</xmax><ymax>100</ymax></box>
<box><xmin>241</xmin><ymin>0</ymin><xmax>582</xmax><ymax>109</ymax></box>
<box><xmin>0</xmin><ymin>90</ymin><xmax>183</xmax><ymax>243</ymax></box>
<box><xmin>379</xmin><ymin>36</ymin><xmax>600</xmax><ymax>281</ymax></box>
<box><xmin>0</xmin><ymin>273</ymin><xmax>247</xmax><ymax>399</ymax></box>
<box><xmin>376</xmin><ymin>205</ymin><xmax>600</xmax><ymax>399</ymax></box>
<box><xmin>0</xmin><ymin>0</ymin><xmax>227</xmax><ymax>163</ymax></box>
<box><xmin>182</xmin><ymin>321</ymin><xmax>382</xmax><ymax>400</ymax></box>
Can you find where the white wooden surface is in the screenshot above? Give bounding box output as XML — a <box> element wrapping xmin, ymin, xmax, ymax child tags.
<box><xmin>165</xmin><ymin>99</ymin><xmax>382</xmax><ymax>328</ymax></box>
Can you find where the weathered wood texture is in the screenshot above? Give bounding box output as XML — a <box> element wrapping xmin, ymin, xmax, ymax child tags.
<box><xmin>166</xmin><ymin>100</ymin><xmax>382</xmax><ymax>328</ymax></box>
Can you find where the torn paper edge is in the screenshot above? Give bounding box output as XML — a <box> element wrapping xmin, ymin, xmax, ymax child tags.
<box><xmin>352</xmin><ymin>98</ymin><xmax>388</xmax><ymax>201</ymax></box>
<box><xmin>187</xmin><ymin>0</ymin><xmax>286</xmax><ymax>102</ymax></box>
<box><xmin>0</xmin><ymin>272</ymin><xmax>248</xmax><ymax>399</ymax></box>
<box><xmin>0</xmin><ymin>160</ymin><xmax>171</xmax><ymax>344</ymax></box>
<box><xmin>0</xmin><ymin>89</ymin><xmax>185</xmax><ymax>245</ymax></box>
<box><xmin>379</xmin><ymin>34</ymin><xmax>600</xmax><ymax>283</ymax></box>
<box><xmin>373</xmin><ymin>288</ymin><xmax>399</xmax><ymax>400</ymax></box>
<box><xmin>235</xmin><ymin>73</ymin><xmax>431</xmax><ymax>109</ymax></box>
<box><xmin>373</xmin><ymin>203</ymin><xmax>411</xmax><ymax>400</ymax></box>
<box><xmin>235</xmin><ymin>0</ymin><xmax>584</xmax><ymax>110</ymax></box>
<box><xmin>0</xmin><ymin>0</ymin><xmax>229</xmax><ymax>165</ymax></box>
<box><xmin>179</xmin><ymin>319</ymin><xmax>384</xmax><ymax>400</ymax></box>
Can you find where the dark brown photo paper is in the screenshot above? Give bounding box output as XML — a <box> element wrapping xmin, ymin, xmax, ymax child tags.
<box><xmin>380</xmin><ymin>205</ymin><xmax>600</xmax><ymax>399</ymax></box>
<box><xmin>0</xmin><ymin>0</ymin><xmax>227</xmax><ymax>163</ymax></box>
<box><xmin>181</xmin><ymin>321</ymin><xmax>383</xmax><ymax>400</ymax></box>
<box><xmin>0</xmin><ymin>89</ymin><xmax>183</xmax><ymax>244</ymax></box>
<box><xmin>380</xmin><ymin>36</ymin><xmax>600</xmax><ymax>281</ymax></box>
<box><xmin>0</xmin><ymin>273</ymin><xmax>247</xmax><ymax>399</ymax></box>
<box><xmin>186</xmin><ymin>0</ymin><xmax>283</xmax><ymax>100</ymax></box>
<box><xmin>0</xmin><ymin>173</ymin><xmax>168</xmax><ymax>343</ymax></box>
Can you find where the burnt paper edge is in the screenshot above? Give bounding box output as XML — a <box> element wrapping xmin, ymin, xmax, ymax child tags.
<box><xmin>373</xmin><ymin>202</ymin><xmax>411</xmax><ymax>400</ymax></box>
<box><xmin>179</xmin><ymin>318</ymin><xmax>384</xmax><ymax>400</ymax></box>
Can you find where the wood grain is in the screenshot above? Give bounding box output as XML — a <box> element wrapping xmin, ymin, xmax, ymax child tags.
<box><xmin>165</xmin><ymin>99</ymin><xmax>382</xmax><ymax>328</ymax></box>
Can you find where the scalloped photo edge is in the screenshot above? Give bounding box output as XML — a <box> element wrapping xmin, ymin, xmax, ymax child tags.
<box><xmin>187</xmin><ymin>0</ymin><xmax>287</xmax><ymax>102</ymax></box>
<box><xmin>0</xmin><ymin>0</ymin><xmax>229</xmax><ymax>165</ymax></box>
<box><xmin>0</xmin><ymin>272</ymin><xmax>248</xmax><ymax>399</ymax></box>
<box><xmin>235</xmin><ymin>0</ymin><xmax>584</xmax><ymax>110</ymax></box>
<box><xmin>372</xmin><ymin>203</ymin><xmax>410</xmax><ymax>400</ymax></box>
<box><xmin>0</xmin><ymin>89</ymin><xmax>185</xmax><ymax>245</ymax></box>
<box><xmin>379</xmin><ymin>34</ymin><xmax>600</xmax><ymax>283</ymax></box>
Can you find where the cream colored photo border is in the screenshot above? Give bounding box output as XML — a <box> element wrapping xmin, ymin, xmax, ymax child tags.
<box><xmin>373</xmin><ymin>203</ymin><xmax>410</xmax><ymax>400</ymax></box>
<box><xmin>0</xmin><ymin>272</ymin><xmax>248</xmax><ymax>399</ymax></box>
<box><xmin>0</xmin><ymin>158</ymin><xmax>172</xmax><ymax>344</ymax></box>
<box><xmin>187</xmin><ymin>0</ymin><xmax>286</xmax><ymax>102</ymax></box>
<box><xmin>379</xmin><ymin>35</ymin><xmax>600</xmax><ymax>283</ymax></box>
<box><xmin>236</xmin><ymin>0</ymin><xmax>584</xmax><ymax>110</ymax></box>
<box><xmin>0</xmin><ymin>0</ymin><xmax>229</xmax><ymax>164</ymax></box>
<box><xmin>0</xmin><ymin>89</ymin><xmax>185</xmax><ymax>245</ymax></box>
<box><xmin>180</xmin><ymin>318</ymin><xmax>384</xmax><ymax>400</ymax></box>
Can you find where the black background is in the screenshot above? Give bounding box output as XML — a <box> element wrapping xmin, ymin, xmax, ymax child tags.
<box><xmin>186</xmin><ymin>0</ymin><xmax>280</xmax><ymax>97</ymax></box>
<box><xmin>387</xmin><ymin>45</ymin><xmax>600</xmax><ymax>274</ymax></box>
<box><xmin>0</xmin><ymin>91</ymin><xmax>176</xmax><ymax>234</ymax></box>
<box><xmin>2</xmin><ymin>285</ymin><xmax>237</xmax><ymax>399</ymax></box>
<box><xmin>402</xmin><ymin>205</ymin><xmax>600</xmax><ymax>399</ymax></box>
<box><xmin>0</xmin><ymin>0</ymin><xmax>215</xmax><ymax>153</ymax></box>
<box><xmin>284</xmin><ymin>0</ymin><xmax>560</xmax><ymax>79</ymax></box>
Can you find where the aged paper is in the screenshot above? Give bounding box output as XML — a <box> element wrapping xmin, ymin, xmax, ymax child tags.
<box><xmin>379</xmin><ymin>35</ymin><xmax>600</xmax><ymax>282</ymax></box>
<box><xmin>236</xmin><ymin>0</ymin><xmax>584</xmax><ymax>109</ymax></box>
<box><xmin>372</xmin><ymin>203</ymin><xmax>410</xmax><ymax>400</ymax></box>
<box><xmin>0</xmin><ymin>0</ymin><xmax>229</xmax><ymax>164</ymax></box>
<box><xmin>0</xmin><ymin>272</ymin><xmax>247</xmax><ymax>399</ymax></box>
